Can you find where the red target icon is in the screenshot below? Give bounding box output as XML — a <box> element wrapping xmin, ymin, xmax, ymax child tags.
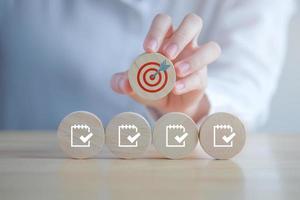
<box><xmin>137</xmin><ymin>62</ymin><xmax>168</xmax><ymax>93</ymax></box>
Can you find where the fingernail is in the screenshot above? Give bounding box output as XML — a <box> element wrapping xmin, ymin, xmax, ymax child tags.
<box><xmin>175</xmin><ymin>82</ymin><xmax>185</xmax><ymax>91</ymax></box>
<box><xmin>176</xmin><ymin>62</ymin><xmax>190</xmax><ymax>75</ymax></box>
<box><xmin>165</xmin><ymin>43</ymin><xmax>178</xmax><ymax>59</ymax></box>
<box><xmin>147</xmin><ymin>39</ymin><xmax>158</xmax><ymax>52</ymax></box>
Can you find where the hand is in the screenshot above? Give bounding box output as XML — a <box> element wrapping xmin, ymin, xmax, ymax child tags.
<box><xmin>111</xmin><ymin>13</ymin><xmax>221</xmax><ymax>122</ymax></box>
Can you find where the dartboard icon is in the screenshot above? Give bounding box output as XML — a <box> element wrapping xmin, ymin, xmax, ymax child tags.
<box><xmin>129</xmin><ymin>53</ymin><xmax>176</xmax><ymax>100</ymax></box>
<box><xmin>137</xmin><ymin>62</ymin><xmax>168</xmax><ymax>93</ymax></box>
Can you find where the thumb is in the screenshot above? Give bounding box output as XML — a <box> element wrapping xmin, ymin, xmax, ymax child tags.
<box><xmin>111</xmin><ymin>71</ymin><xmax>132</xmax><ymax>94</ymax></box>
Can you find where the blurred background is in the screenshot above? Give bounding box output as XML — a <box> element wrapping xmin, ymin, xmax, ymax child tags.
<box><xmin>0</xmin><ymin>0</ymin><xmax>299</xmax><ymax>132</ymax></box>
<box><xmin>261</xmin><ymin>5</ymin><xmax>300</xmax><ymax>133</ymax></box>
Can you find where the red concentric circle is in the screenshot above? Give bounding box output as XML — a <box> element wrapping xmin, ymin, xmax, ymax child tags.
<box><xmin>143</xmin><ymin>68</ymin><xmax>161</xmax><ymax>87</ymax></box>
<box><xmin>137</xmin><ymin>62</ymin><xmax>168</xmax><ymax>93</ymax></box>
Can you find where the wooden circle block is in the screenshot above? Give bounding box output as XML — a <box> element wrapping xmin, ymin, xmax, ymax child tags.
<box><xmin>199</xmin><ymin>112</ymin><xmax>246</xmax><ymax>159</ymax></box>
<box><xmin>57</xmin><ymin>111</ymin><xmax>105</xmax><ymax>159</ymax></box>
<box><xmin>128</xmin><ymin>52</ymin><xmax>176</xmax><ymax>100</ymax></box>
<box><xmin>105</xmin><ymin>112</ymin><xmax>152</xmax><ymax>159</ymax></box>
<box><xmin>153</xmin><ymin>112</ymin><xmax>199</xmax><ymax>159</ymax></box>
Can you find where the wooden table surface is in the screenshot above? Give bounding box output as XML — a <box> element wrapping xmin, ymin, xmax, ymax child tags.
<box><xmin>0</xmin><ymin>132</ymin><xmax>299</xmax><ymax>200</ymax></box>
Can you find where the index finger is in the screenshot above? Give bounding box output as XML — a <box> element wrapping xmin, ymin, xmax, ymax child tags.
<box><xmin>143</xmin><ymin>13</ymin><xmax>173</xmax><ymax>53</ymax></box>
<box><xmin>162</xmin><ymin>13</ymin><xmax>203</xmax><ymax>60</ymax></box>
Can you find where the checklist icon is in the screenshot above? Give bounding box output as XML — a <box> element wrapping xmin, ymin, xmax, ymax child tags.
<box><xmin>166</xmin><ymin>124</ymin><xmax>189</xmax><ymax>147</ymax></box>
<box><xmin>118</xmin><ymin>124</ymin><xmax>141</xmax><ymax>147</ymax></box>
<box><xmin>213</xmin><ymin>125</ymin><xmax>236</xmax><ymax>148</ymax></box>
<box><xmin>71</xmin><ymin>124</ymin><xmax>94</xmax><ymax>148</ymax></box>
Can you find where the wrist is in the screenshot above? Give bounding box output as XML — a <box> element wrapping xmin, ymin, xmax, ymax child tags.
<box><xmin>146</xmin><ymin>106</ymin><xmax>164</xmax><ymax>120</ymax></box>
<box><xmin>189</xmin><ymin>94</ymin><xmax>210</xmax><ymax>123</ymax></box>
<box><xmin>146</xmin><ymin>94</ymin><xmax>210</xmax><ymax>123</ymax></box>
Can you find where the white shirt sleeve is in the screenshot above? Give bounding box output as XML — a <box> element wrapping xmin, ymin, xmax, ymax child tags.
<box><xmin>205</xmin><ymin>0</ymin><xmax>295</xmax><ymax>130</ymax></box>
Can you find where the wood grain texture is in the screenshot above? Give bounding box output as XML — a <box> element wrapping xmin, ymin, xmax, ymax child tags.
<box><xmin>105</xmin><ymin>112</ymin><xmax>152</xmax><ymax>159</ymax></box>
<box><xmin>153</xmin><ymin>112</ymin><xmax>199</xmax><ymax>159</ymax></box>
<box><xmin>0</xmin><ymin>132</ymin><xmax>300</xmax><ymax>200</ymax></box>
<box><xmin>199</xmin><ymin>112</ymin><xmax>246</xmax><ymax>159</ymax></box>
<box><xmin>128</xmin><ymin>52</ymin><xmax>176</xmax><ymax>100</ymax></box>
<box><xmin>57</xmin><ymin>111</ymin><xmax>105</xmax><ymax>159</ymax></box>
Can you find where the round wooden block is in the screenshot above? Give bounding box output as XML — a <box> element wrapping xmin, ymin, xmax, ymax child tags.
<box><xmin>199</xmin><ymin>112</ymin><xmax>246</xmax><ymax>159</ymax></box>
<box><xmin>105</xmin><ymin>112</ymin><xmax>152</xmax><ymax>159</ymax></box>
<box><xmin>57</xmin><ymin>111</ymin><xmax>105</xmax><ymax>159</ymax></box>
<box><xmin>128</xmin><ymin>52</ymin><xmax>176</xmax><ymax>100</ymax></box>
<box><xmin>153</xmin><ymin>112</ymin><xmax>199</xmax><ymax>159</ymax></box>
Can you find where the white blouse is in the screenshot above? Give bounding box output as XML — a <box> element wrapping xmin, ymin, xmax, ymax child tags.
<box><xmin>0</xmin><ymin>0</ymin><xmax>295</xmax><ymax>130</ymax></box>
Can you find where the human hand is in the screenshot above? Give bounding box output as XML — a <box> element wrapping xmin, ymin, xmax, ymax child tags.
<box><xmin>111</xmin><ymin>13</ymin><xmax>221</xmax><ymax>122</ymax></box>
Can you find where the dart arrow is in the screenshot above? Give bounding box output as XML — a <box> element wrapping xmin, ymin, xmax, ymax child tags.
<box><xmin>151</xmin><ymin>60</ymin><xmax>170</xmax><ymax>79</ymax></box>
